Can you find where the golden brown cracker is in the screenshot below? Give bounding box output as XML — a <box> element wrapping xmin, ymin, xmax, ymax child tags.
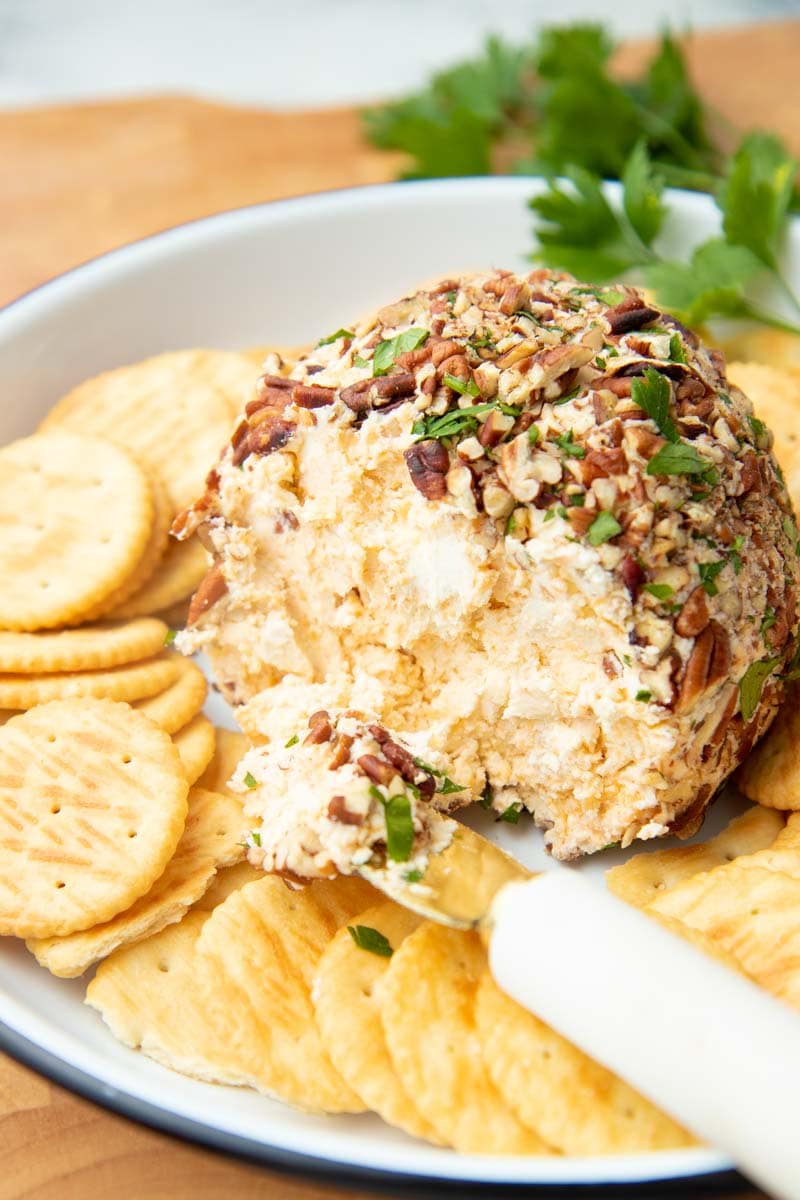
<box><xmin>0</xmin><ymin>432</ymin><xmax>153</xmax><ymax>631</ymax></box>
<box><xmin>313</xmin><ymin>901</ymin><xmax>440</xmax><ymax>1143</ymax></box>
<box><xmin>27</xmin><ymin>785</ymin><xmax>244</xmax><ymax>976</ymax></box>
<box><xmin>109</xmin><ymin>537</ymin><xmax>210</xmax><ymax>620</ymax></box>
<box><xmin>86</xmin><ymin>911</ymin><xmax>243</xmax><ymax>1085</ymax></box>
<box><xmin>193</xmin><ymin>875</ymin><xmax>374</xmax><ymax>1112</ymax></box>
<box><xmin>197</xmin><ymin>727</ymin><xmax>249</xmax><ymax>794</ymax></box>
<box><xmin>739</xmin><ymin>689</ymin><xmax>800</xmax><ymax>811</ymax></box>
<box><xmin>727</xmin><ymin>362</ymin><xmax>800</xmax><ymax>509</ymax></box>
<box><xmin>606</xmin><ymin>806</ymin><xmax>785</xmax><ymax>907</ymax></box>
<box><xmin>380</xmin><ymin>922</ymin><xmax>549</xmax><ymax>1153</ymax></box>
<box><xmin>173</xmin><ymin>714</ymin><xmax>216</xmax><ymax>786</ymax></box>
<box><xmin>192</xmin><ymin>861</ymin><xmax>261</xmax><ymax>912</ymax></box>
<box><xmin>0</xmin><ymin>698</ymin><xmax>188</xmax><ymax>938</ymax></box>
<box><xmin>0</xmin><ymin>618</ymin><xmax>169</xmax><ymax>675</ymax></box>
<box><xmin>476</xmin><ymin>972</ymin><xmax>693</xmax><ymax>1154</ymax></box>
<box><xmin>40</xmin><ymin>350</ymin><xmax>252</xmax><ymax>513</ymax></box>
<box><xmin>0</xmin><ymin>650</ymin><xmax>180</xmax><ymax>710</ymax></box>
<box><xmin>133</xmin><ymin>655</ymin><xmax>207</xmax><ymax>734</ymax></box>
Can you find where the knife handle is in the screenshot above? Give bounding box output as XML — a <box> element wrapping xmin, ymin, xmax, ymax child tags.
<box><xmin>488</xmin><ymin>873</ymin><xmax>800</xmax><ymax>1200</ymax></box>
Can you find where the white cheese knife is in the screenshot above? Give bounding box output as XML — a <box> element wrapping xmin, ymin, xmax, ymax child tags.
<box><xmin>361</xmin><ymin>826</ymin><xmax>800</xmax><ymax>1200</ymax></box>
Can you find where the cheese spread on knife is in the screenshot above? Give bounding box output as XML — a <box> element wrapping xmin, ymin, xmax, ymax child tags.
<box><xmin>176</xmin><ymin>269</ymin><xmax>800</xmax><ymax>870</ymax></box>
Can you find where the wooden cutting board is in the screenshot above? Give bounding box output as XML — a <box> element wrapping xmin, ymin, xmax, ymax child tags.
<box><xmin>3</xmin><ymin>19</ymin><xmax>798</xmax><ymax>1199</ymax></box>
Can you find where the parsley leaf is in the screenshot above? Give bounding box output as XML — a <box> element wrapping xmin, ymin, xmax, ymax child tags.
<box><xmin>697</xmin><ymin>560</ymin><xmax>724</xmax><ymax>597</ymax></box>
<box><xmin>635</xmin><ymin>690</ymin><xmax>653</xmax><ymax>702</ymax></box>
<box><xmin>644</xmin><ymin>583</ymin><xmax>674</xmax><ymax>600</ymax></box>
<box><xmin>373</xmin><ymin>329</ymin><xmax>429</xmax><ymax>377</ymax></box>
<box><xmin>719</xmin><ymin>133</ymin><xmax>798</xmax><ymax>274</ymax></box>
<box><xmin>243</xmin><ymin>772</ymin><xmax>257</xmax><ymax>789</ymax></box>
<box><xmin>443</xmin><ymin>373</ymin><xmax>480</xmax><ymax>398</ymax></box>
<box><xmin>347</xmin><ymin>925</ymin><xmax>393</xmax><ymax>957</ymax></box>
<box><xmin>249</xmin><ymin>829</ymin><xmax>261</xmax><ymax>847</ymax></box>
<box><xmin>403</xmin><ymin>868</ymin><xmax>425</xmax><ymax>883</ymax></box>
<box><xmin>739</xmin><ymin>658</ymin><xmax>779</xmax><ymax>723</ymax></box>
<box><xmin>500</xmin><ymin>802</ymin><xmax>523</xmax><ymax>824</ymax></box>
<box><xmin>317</xmin><ymin>328</ymin><xmax>354</xmax><ymax>347</ymax></box>
<box><xmin>554</xmin><ymin>429</ymin><xmax>586</xmax><ymax>458</ymax></box>
<box><xmin>411</xmin><ymin>756</ymin><xmax>465</xmax><ymax>794</ymax></box>
<box><xmin>373</xmin><ymin>790</ymin><xmax>414</xmax><ymax>862</ymax></box>
<box><xmin>644</xmin><ymin>238</ymin><xmax>762</xmax><ymax>327</ymax></box>
<box><xmin>622</xmin><ymin>141</ymin><xmax>667</xmax><ymax>246</ymax></box>
<box><xmin>284</xmin><ymin>734</ymin><xmax>299</xmax><ymax>748</ymax></box>
<box><xmin>478</xmin><ymin>782</ymin><xmax>494</xmax><ymax>810</ymax></box>
<box><xmin>163</xmin><ymin>629</ymin><xmax>177</xmax><ymax>647</ymax></box>
<box><xmin>353</xmin><ymin>354</ymin><xmax>370</xmax><ymax>368</ymax></box>
<box><xmin>669</xmin><ymin>332</ymin><xmax>687</xmax><ymax>363</ymax></box>
<box><xmin>587</xmin><ymin>510</ymin><xmax>622</xmax><ymax>545</ymax></box>
<box><xmin>630</xmin><ymin>367</ymin><xmax>678</xmax><ymax>442</ymax></box>
<box><xmin>646</xmin><ymin>441</ymin><xmax>712</xmax><ymax>477</ymax></box>
<box><xmin>413</xmin><ymin>401</ymin><xmax>515</xmax><ymax>442</ymax></box>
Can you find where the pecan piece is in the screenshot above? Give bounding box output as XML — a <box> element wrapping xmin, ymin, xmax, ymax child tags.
<box><xmin>707</xmin><ymin>620</ymin><xmax>732</xmax><ymax>689</ymax></box>
<box><xmin>357</xmin><ymin>754</ymin><xmax>394</xmax><ymax>785</ymax></box>
<box><xmin>739</xmin><ymin>451</ymin><xmax>761</xmax><ymax>495</ymax></box>
<box><xmin>566</xmin><ymin>507</ymin><xmax>594</xmax><ymax>536</ymax></box>
<box><xmin>327</xmin><ymin>795</ymin><xmax>364</xmax><ymax>826</ymax></box>
<box><xmin>293</xmin><ymin>382</ymin><xmax>335</xmax><ymax>409</ymax></box>
<box><xmin>405</xmin><ymin>441</ymin><xmax>449</xmax><ymax>500</ymax></box>
<box><xmin>367</xmin><ymin>724</ymin><xmax>390</xmax><ymax>745</ymax></box>
<box><xmin>676</xmin><ymin>626</ymin><xmax>715</xmax><ymax>711</ymax></box>
<box><xmin>328</xmin><ymin>733</ymin><xmax>354</xmax><ymax>770</ymax></box>
<box><xmin>373</xmin><ymin>372</ymin><xmax>416</xmax><ymax>404</ymax></box>
<box><xmin>305</xmin><ymin>710</ymin><xmax>333</xmax><ymax>745</ymax></box>
<box><xmin>582</xmin><ymin>447</ymin><xmax>627</xmax><ymax>483</ymax></box>
<box><xmin>430</xmin><ymin>339</ymin><xmax>461</xmax><ymax>367</ymax></box>
<box><xmin>621</xmin><ymin>555</ymin><xmax>644</xmax><ymax>600</ymax></box>
<box><xmin>187</xmin><ymin>564</ymin><xmax>227</xmax><ymax>626</ymax></box>
<box><xmin>340</xmin><ymin>379</ymin><xmax>372</xmax><ymax>414</ymax></box>
<box><xmin>606</xmin><ymin>301</ymin><xmax>659</xmax><ymax>334</ymax></box>
<box><xmin>246</xmin><ymin>418</ymin><xmax>296</xmax><ymax>459</ymax></box>
<box><xmin>675</xmin><ymin>587</ymin><xmax>709</xmax><ymax>638</ymax></box>
<box><xmin>382</xmin><ymin>739</ymin><xmax>417</xmax><ymax>782</ymax></box>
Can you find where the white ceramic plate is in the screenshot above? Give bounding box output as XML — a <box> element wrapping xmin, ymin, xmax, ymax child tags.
<box><xmin>3</xmin><ymin>178</ymin><xmax>796</xmax><ymax>1194</ymax></box>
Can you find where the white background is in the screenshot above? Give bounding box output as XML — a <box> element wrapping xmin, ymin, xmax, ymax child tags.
<box><xmin>0</xmin><ymin>0</ymin><xmax>797</xmax><ymax>109</ymax></box>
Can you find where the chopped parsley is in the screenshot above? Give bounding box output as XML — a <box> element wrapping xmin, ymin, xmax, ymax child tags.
<box><xmin>635</xmin><ymin>690</ymin><xmax>652</xmax><ymax>702</ymax></box>
<box><xmin>317</xmin><ymin>328</ymin><xmax>354</xmax><ymax>347</ymax></box>
<box><xmin>747</xmin><ymin>413</ymin><xmax>768</xmax><ymax>439</ymax></box>
<box><xmin>467</xmin><ymin>331</ymin><xmax>496</xmax><ymax>351</ymax></box>
<box><xmin>565</xmin><ymin>492</ymin><xmax>585</xmax><ymax>507</ymax></box>
<box><xmin>499</xmin><ymin>802</ymin><xmax>522</xmax><ymax>824</ymax></box>
<box><xmin>587</xmin><ymin>510</ymin><xmax>622</xmax><ymax>545</ymax></box>
<box><xmin>372</xmin><ymin>328</ymin><xmax>429</xmax><ymax>376</ymax></box>
<box><xmin>554</xmin><ymin>429</ymin><xmax>586</xmax><ymax>459</ymax></box>
<box><xmin>411</xmin><ymin>756</ymin><xmax>466</xmax><ymax>794</ymax></box>
<box><xmin>697</xmin><ymin>560</ymin><xmax>724</xmax><ymax>597</ymax></box>
<box><xmin>729</xmin><ymin>535</ymin><xmax>744</xmax><ymax>575</ymax></box>
<box><xmin>284</xmin><ymin>734</ymin><xmax>299</xmax><ymax>748</ymax></box>
<box><xmin>761</xmin><ymin>607</ymin><xmax>777</xmax><ymax>637</ymax></box>
<box><xmin>369</xmin><ymin>785</ymin><xmax>415</xmax><ymax>862</ymax></box>
<box><xmin>347</xmin><ymin>925</ymin><xmax>393</xmax><ymax>957</ymax></box>
<box><xmin>528</xmin><ymin>424</ymin><xmax>541</xmax><ymax>445</ymax></box>
<box><xmin>412</xmin><ymin>401</ymin><xmax>518</xmax><ymax>442</ymax></box>
<box><xmin>643</xmin><ymin>583</ymin><xmax>674</xmax><ymax>600</ymax></box>
<box><xmin>243</xmin><ymin>772</ymin><xmax>257</xmax><ymax>789</ymax></box>
<box><xmin>739</xmin><ymin>658</ymin><xmax>779</xmax><ymax>723</ymax></box>
<box><xmin>646</xmin><ymin>441</ymin><xmax>714</xmax><ymax>479</ymax></box>
<box><xmin>668</xmin><ymin>333</ymin><xmax>687</xmax><ymax>363</ymax></box>
<box><xmin>478</xmin><ymin>782</ymin><xmax>494</xmax><ymax>810</ymax></box>
<box><xmin>543</xmin><ymin>508</ymin><xmax>557</xmax><ymax>523</ymax></box>
<box><xmin>403</xmin><ymin>867</ymin><xmax>425</xmax><ymax>883</ymax></box>
<box><xmin>443</xmin><ymin>373</ymin><xmax>480</xmax><ymax>398</ymax></box>
<box><xmin>353</xmin><ymin>354</ymin><xmax>370</xmax><ymax>368</ymax></box>
<box><xmin>249</xmin><ymin>829</ymin><xmax>262</xmax><ymax>846</ymax></box>
<box><xmin>163</xmin><ymin>629</ymin><xmax>177</xmax><ymax>647</ymax></box>
<box><xmin>631</xmin><ymin>368</ymin><xmax>678</xmax><ymax>443</ymax></box>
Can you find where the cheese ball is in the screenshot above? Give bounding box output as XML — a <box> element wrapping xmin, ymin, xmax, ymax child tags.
<box><xmin>177</xmin><ymin>270</ymin><xmax>800</xmax><ymax>860</ymax></box>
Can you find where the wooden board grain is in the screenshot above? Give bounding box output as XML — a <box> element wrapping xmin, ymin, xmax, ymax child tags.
<box><xmin>2</xmin><ymin>19</ymin><xmax>796</xmax><ymax>1199</ymax></box>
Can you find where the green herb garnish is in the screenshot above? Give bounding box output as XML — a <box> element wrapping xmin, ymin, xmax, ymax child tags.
<box><xmin>761</xmin><ymin>607</ymin><xmax>777</xmax><ymax>637</ymax></box>
<box><xmin>587</xmin><ymin>510</ymin><xmax>622</xmax><ymax>545</ymax></box>
<box><xmin>410</xmin><ymin>756</ymin><xmax>465</xmax><ymax>794</ymax></box>
<box><xmin>478</xmin><ymin>782</ymin><xmax>494</xmax><ymax>810</ymax></box>
<box><xmin>317</xmin><ymin>328</ymin><xmax>354</xmax><ymax>347</ymax></box>
<box><xmin>443</xmin><ymin>373</ymin><xmax>480</xmax><ymax>398</ymax></box>
<box><xmin>500</xmin><ymin>802</ymin><xmax>523</xmax><ymax>824</ymax></box>
<box><xmin>373</xmin><ymin>328</ymin><xmax>429</xmax><ymax>376</ymax></box>
<box><xmin>630</xmin><ymin>367</ymin><xmax>678</xmax><ymax>442</ymax></box>
<box><xmin>739</xmin><ymin>658</ymin><xmax>779</xmax><ymax>722</ymax></box>
<box><xmin>347</xmin><ymin>925</ymin><xmax>393</xmax><ymax>957</ymax></box>
<box><xmin>697</xmin><ymin>560</ymin><xmax>724</xmax><ymax>597</ymax></box>
<box><xmin>353</xmin><ymin>354</ymin><xmax>370</xmax><ymax>368</ymax></box>
<box><xmin>554</xmin><ymin>429</ymin><xmax>586</xmax><ymax>459</ymax></box>
<box><xmin>284</xmin><ymin>734</ymin><xmax>299</xmax><ymax>748</ymax></box>
<box><xmin>635</xmin><ymin>690</ymin><xmax>652</xmax><ymax>702</ymax></box>
<box><xmin>644</xmin><ymin>583</ymin><xmax>674</xmax><ymax>600</ymax></box>
<box><xmin>250</xmin><ymin>830</ymin><xmax>262</xmax><ymax>846</ymax></box>
<box><xmin>369</xmin><ymin>785</ymin><xmax>415</xmax><ymax>862</ymax></box>
<box><xmin>646</xmin><ymin>441</ymin><xmax>713</xmax><ymax>478</ymax></box>
<box><xmin>243</xmin><ymin>772</ymin><xmax>257</xmax><ymax>789</ymax></box>
<box><xmin>403</xmin><ymin>867</ymin><xmax>425</xmax><ymax>883</ymax></box>
<box><xmin>668</xmin><ymin>332</ymin><xmax>687</xmax><ymax>363</ymax></box>
<box><xmin>163</xmin><ymin>629</ymin><xmax>177</xmax><ymax>647</ymax></box>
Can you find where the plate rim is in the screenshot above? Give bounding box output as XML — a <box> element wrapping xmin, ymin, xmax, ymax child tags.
<box><xmin>0</xmin><ymin>176</ymin><xmax>766</xmax><ymax>1192</ymax></box>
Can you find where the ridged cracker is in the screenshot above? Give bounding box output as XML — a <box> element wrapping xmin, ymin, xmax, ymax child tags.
<box><xmin>738</xmin><ymin>687</ymin><xmax>800</xmax><ymax>811</ymax></box>
<box><xmin>0</xmin><ymin>650</ymin><xmax>180</xmax><ymax>710</ymax></box>
<box><xmin>27</xmin><ymin>785</ymin><xmax>244</xmax><ymax>976</ymax></box>
<box><xmin>313</xmin><ymin>900</ymin><xmax>441</xmax><ymax>1143</ymax></box>
<box><xmin>0</xmin><ymin>698</ymin><xmax>188</xmax><ymax>938</ymax></box>
<box><xmin>109</xmin><ymin>537</ymin><xmax>210</xmax><ymax>620</ymax></box>
<box><xmin>173</xmin><ymin>714</ymin><xmax>216</xmax><ymax>786</ymax></box>
<box><xmin>39</xmin><ymin>350</ymin><xmax>253</xmax><ymax>513</ymax></box>
<box><xmin>0</xmin><ymin>432</ymin><xmax>153</xmax><ymax>631</ymax></box>
<box><xmin>197</xmin><ymin>727</ymin><xmax>249</xmax><ymax>794</ymax></box>
<box><xmin>380</xmin><ymin>922</ymin><xmax>549</xmax><ymax>1153</ymax></box>
<box><xmin>193</xmin><ymin>875</ymin><xmax>375</xmax><ymax>1112</ymax></box>
<box><xmin>0</xmin><ymin>618</ymin><xmax>168</xmax><ymax>675</ymax></box>
<box><xmin>192</xmin><ymin>860</ymin><xmax>261</xmax><ymax>912</ymax></box>
<box><xmin>727</xmin><ymin>362</ymin><xmax>800</xmax><ymax>509</ymax></box>
<box><xmin>80</xmin><ymin>472</ymin><xmax>173</xmax><ymax>621</ymax></box>
<box><xmin>606</xmin><ymin>806</ymin><xmax>785</xmax><ymax>908</ymax></box>
<box><xmin>133</xmin><ymin>655</ymin><xmax>207</xmax><ymax>734</ymax></box>
<box><xmin>476</xmin><ymin>972</ymin><xmax>692</xmax><ymax>1154</ymax></box>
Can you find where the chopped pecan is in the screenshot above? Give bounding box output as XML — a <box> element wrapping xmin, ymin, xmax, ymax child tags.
<box><xmin>357</xmin><ymin>754</ymin><xmax>394</xmax><ymax>785</ymax></box>
<box><xmin>606</xmin><ymin>301</ymin><xmax>659</xmax><ymax>334</ymax></box>
<box><xmin>396</xmin><ymin>344</ymin><xmax>432</xmax><ymax>371</ymax></box>
<box><xmin>739</xmin><ymin>451</ymin><xmax>761</xmax><ymax>495</ymax></box>
<box><xmin>676</xmin><ymin>625</ymin><xmax>715</xmax><ymax>711</ymax></box>
<box><xmin>340</xmin><ymin>379</ymin><xmax>372</xmax><ymax>414</ymax></box>
<box><xmin>246</xmin><ymin>418</ymin><xmax>296</xmax><ymax>459</ymax></box>
<box><xmin>499</xmin><ymin>281</ymin><xmax>529</xmax><ymax>316</ymax></box>
<box><xmin>479</xmin><ymin>409</ymin><xmax>515</xmax><ymax>448</ymax></box>
<box><xmin>405</xmin><ymin>441</ymin><xmax>449</xmax><ymax>500</ymax></box>
<box><xmin>382</xmin><ymin>739</ymin><xmax>417</xmax><ymax>782</ymax></box>
<box><xmin>305</xmin><ymin>710</ymin><xmax>333</xmax><ymax>745</ymax></box>
<box><xmin>372</xmin><ymin>372</ymin><xmax>416</xmax><ymax>404</ymax></box>
<box><xmin>327</xmin><ymin>795</ymin><xmax>364</xmax><ymax>825</ymax></box>
<box><xmin>602</xmin><ymin>651</ymin><xmax>622</xmax><ymax>678</ymax></box>
<box><xmin>293</xmin><ymin>382</ymin><xmax>335</xmax><ymax>409</ymax></box>
<box><xmin>274</xmin><ymin>509</ymin><xmax>299</xmax><ymax>533</ymax></box>
<box><xmin>328</xmin><ymin>734</ymin><xmax>354</xmax><ymax>770</ymax></box>
<box><xmin>187</xmin><ymin>564</ymin><xmax>227</xmax><ymax>626</ymax></box>
<box><xmin>621</xmin><ymin>555</ymin><xmax>644</xmax><ymax>600</ymax></box>
<box><xmin>626</xmin><ymin>426</ymin><xmax>666</xmax><ymax>459</ymax></box>
<box><xmin>707</xmin><ymin>686</ymin><xmax>739</xmax><ymax>751</ymax></box>
<box><xmin>367</xmin><ymin>724</ymin><xmax>390</xmax><ymax>745</ymax></box>
<box><xmin>675</xmin><ymin>588</ymin><xmax>709</xmax><ymax>638</ymax></box>
<box><xmin>566</xmin><ymin>507</ymin><xmax>594</xmax><ymax>536</ymax></box>
<box><xmin>707</xmin><ymin>620</ymin><xmax>731</xmax><ymax>688</ymax></box>
<box><xmin>582</xmin><ymin>447</ymin><xmax>627</xmax><ymax>482</ymax></box>
<box><xmin>602</xmin><ymin>377</ymin><xmax>633</xmax><ymax>398</ymax></box>
<box><xmin>437</xmin><ymin>354</ymin><xmax>470</xmax><ymax>381</ymax></box>
<box><xmin>430</xmin><ymin>339</ymin><xmax>461</xmax><ymax>367</ymax></box>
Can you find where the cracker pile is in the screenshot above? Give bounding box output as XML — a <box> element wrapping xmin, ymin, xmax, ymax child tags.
<box><xmin>5</xmin><ymin>343</ymin><xmax>800</xmax><ymax>1157</ymax></box>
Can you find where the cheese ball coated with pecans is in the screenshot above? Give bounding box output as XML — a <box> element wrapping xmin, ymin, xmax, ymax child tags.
<box><xmin>177</xmin><ymin>270</ymin><xmax>800</xmax><ymax>861</ymax></box>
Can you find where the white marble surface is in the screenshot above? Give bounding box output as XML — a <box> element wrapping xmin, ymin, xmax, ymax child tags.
<box><xmin>0</xmin><ymin>0</ymin><xmax>796</xmax><ymax>109</ymax></box>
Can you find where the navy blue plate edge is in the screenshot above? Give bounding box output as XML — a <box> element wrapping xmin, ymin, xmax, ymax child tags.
<box><xmin>0</xmin><ymin>1020</ymin><xmax>747</xmax><ymax>1198</ymax></box>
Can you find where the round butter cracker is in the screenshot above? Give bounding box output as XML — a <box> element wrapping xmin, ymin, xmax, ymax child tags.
<box><xmin>0</xmin><ymin>618</ymin><xmax>169</xmax><ymax>675</ymax></box>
